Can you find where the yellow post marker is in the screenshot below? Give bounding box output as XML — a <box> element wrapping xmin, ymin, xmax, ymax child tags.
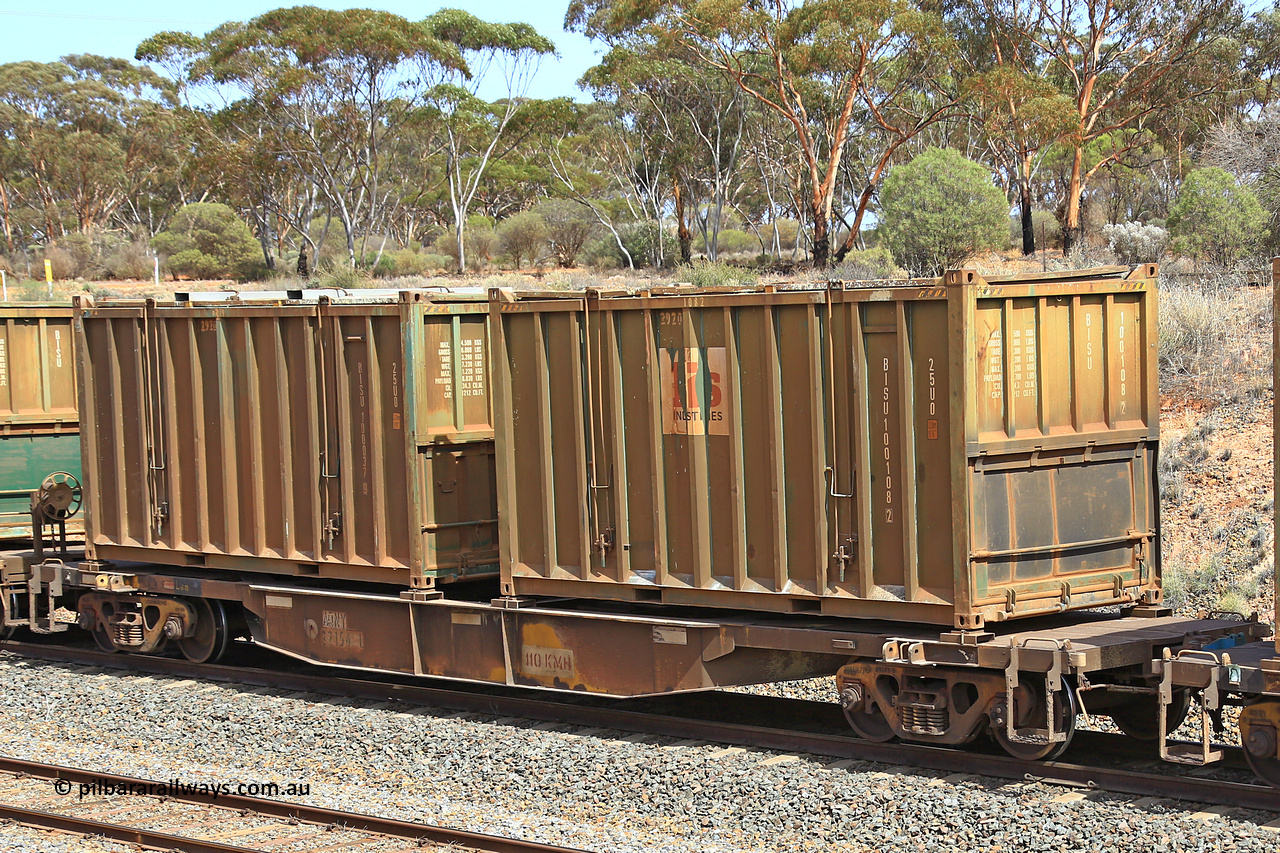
<box><xmin>44</xmin><ymin>258</ymin><xmax>52</xmax><ymax>296</ymax></box>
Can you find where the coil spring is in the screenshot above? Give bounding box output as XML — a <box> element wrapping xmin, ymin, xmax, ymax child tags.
<box><xmin>901</xmin><ymin>704</ymin><xmax>948</xmax><ymax>735</ymax></box>
<box><xmin>112</xmin><ymin>622</ymin><xmax>144</xmax><ymax>647</ymax></box>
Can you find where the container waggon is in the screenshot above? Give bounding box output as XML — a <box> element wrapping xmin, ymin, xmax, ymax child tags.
<box><xmin>5</xmin><ymin>268</ymin><xmax>1280</xmax><ymax>786</ymax></box>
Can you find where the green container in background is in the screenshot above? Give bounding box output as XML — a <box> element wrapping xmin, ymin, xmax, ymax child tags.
<box><xmin>0</xmin><ymin>305</ymin><xmax>80</xmax><ymax>540</ymax></box>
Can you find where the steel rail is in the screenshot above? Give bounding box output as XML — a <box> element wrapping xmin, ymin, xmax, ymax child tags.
<box><xmin>0</xmin><ymin>801</ymin><xmax>271</xmax><ymax>853</ymax></box>
<box><xmin>5</xmin><ymin>639</ymin><xmax>1280</xmax><ymax>812</ymax></box>
<box><xmin>0</xmin><ymin>757</ymin><xmax>587</xmax><ymax>853</ymax></box>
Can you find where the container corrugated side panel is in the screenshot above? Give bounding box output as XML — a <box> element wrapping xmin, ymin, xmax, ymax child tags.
<box><xmin>496</xmin><ymin>272</ymin><xmax>1161</xmax><ymax>628</ymax></box>
<box><xmin>78</xmin><ymin>296</ymin><xmax>496</xmax><ymax>585</ymax></box>
<box><xmin>495</xmin><ymin>287</ymin><xmax>958</xmax><ymax>624</ymax></box>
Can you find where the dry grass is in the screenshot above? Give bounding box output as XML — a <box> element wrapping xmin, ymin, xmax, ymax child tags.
<box><xmin>1157</xmin><ymin>275</ymin><xmax>1272</xmax><ymax>405</ymax></box>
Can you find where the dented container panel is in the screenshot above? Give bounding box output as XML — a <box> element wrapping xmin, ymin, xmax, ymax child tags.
<box><xmin>76</xmin><ymin>293</ymin><xmax>496</xmax><ymax>585</ymax></box>
<box><xmin>492</xmin><ymin>267</ymin><xmax>1161</xmax><ymax>628</ymax></box>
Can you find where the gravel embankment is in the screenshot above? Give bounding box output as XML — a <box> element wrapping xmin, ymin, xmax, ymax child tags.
<box><xmin>2</xmin><ymin>652</ymin><xmax>1277</xmax><ymax>852</ymax></box>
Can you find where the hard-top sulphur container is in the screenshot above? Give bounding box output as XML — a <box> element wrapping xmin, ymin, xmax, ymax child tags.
<box><xmin>76</xmin><ymin>290</ymin><xmax>496</xmax><ymax>587</ymax></box>
<box><xmin>0</xmin><ymin>304</ymin><xmax>81</xmax><ymax>538</ymax></box>
<box><xmin>490</xmin><ymin>266</ymin><xmax>1160</xmax><ymax>629</ymax></box>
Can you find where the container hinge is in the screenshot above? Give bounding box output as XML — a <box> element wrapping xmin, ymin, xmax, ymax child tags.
<box><xmin>324</xmin><ymin>513</ymin><xmax>342</xmax><ymax>549</ymax></box>
<box><xmin>832</xmin><ymin>537</ymin><xmax>855</xmax><ymax>583</ymax></box>
<box><xmin>593</xmin><ymin>526</ymin><xmax>615</xmax><ymax>555</ymax></box>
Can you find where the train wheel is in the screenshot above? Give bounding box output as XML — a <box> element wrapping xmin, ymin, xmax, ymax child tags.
<box><xmin>91</xmin><ymin>625</ymin><xmax>119</xmax><ymax>653</ymax></box>
<box><xmin>992</xmin><ymin>679</ymin><xmax>1077</xmax><ymax>761</ymax></box>
<box><xmin>839</xmin><ymin>690</ymin><xmax>897</xmax><ymax>742</ymax></box>
<box><xmin>1108</xmin><ymin>689</ymin><xmax>1191</xmax><ymax>741</ymax></box>
<box><xmin>177</xmin><ymin>598</ymin><xmax>231</xmax><ymax>664</ymax></box>
<box><xmin>1240</xmin><ymin>701</ymin><xmax>1280</xmax><ymax>788</ymax></box>
<box><xmin>1</xmin><ymin>594</ymin><xmax>16</xmax><ymax>640</ymax></box>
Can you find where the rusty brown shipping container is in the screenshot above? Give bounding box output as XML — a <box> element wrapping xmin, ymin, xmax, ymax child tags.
<box><xmin>491</xmin><ymin>266</ymin><xmax>1161</xmax><ymax>629</ymax></box>
<box><xmin>76</xmin><ymin>290</ymin><xmax>496</xmax><ymax>586</ymax></box>
<box><xmin>0</xmin><ymin>304</ymin><xmax>82</xmax><ymax>537</ymax></box>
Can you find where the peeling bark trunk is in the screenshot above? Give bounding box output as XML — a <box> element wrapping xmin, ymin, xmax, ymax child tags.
<box><xmin>811</xmin><ymin>198</ymin><xmax>829</xmax><ymax>269</ymax></box>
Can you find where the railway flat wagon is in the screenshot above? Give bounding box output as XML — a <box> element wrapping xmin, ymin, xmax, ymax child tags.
<box><xmin>0</xmin><ymin>303</ymin><xmax>82</xmax><ymax>540</ymax></box>
<box><xmin>12</xmin><ymin>268</ymin><xmax>1277</xmax><ymax>780</ymax></box>
<box><xmin>491</xmin><ymin>266</ymin><xmax>1162</xmax><ymax>629</ymax></box>
<box><xmin>74</xmin><ymin>290</ymin><xmax>497</xmax><ymax>588</ymax></box>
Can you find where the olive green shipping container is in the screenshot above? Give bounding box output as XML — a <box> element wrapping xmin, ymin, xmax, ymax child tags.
<box><xmin>75</xmin><ymin>291</ymin><xmax>496</xmax><ymax>586</ymax></box>
<box><xmin>491</xmin><ymin>267</ymin><xmax>1161</xmax><ymax>629</ymax></box>
<box><xmin>0</xmin><ymin>304</ymin><xmax>81</xmax><ymax>538</ymax></box>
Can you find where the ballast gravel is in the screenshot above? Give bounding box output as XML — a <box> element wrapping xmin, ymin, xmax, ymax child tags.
<box><xmin>1</xmin><ymin>652</ymin><xmax>1277</xmax><ymax>852</ymax></box>
<box><xmin>0</xmin><ymin>827</ymin><xmax>139</xmax><ymax>852</ymax></box>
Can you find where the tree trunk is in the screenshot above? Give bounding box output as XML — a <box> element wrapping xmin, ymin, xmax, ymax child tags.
<box><xmin>1020</xmin><ymin>183</ymin><xmax>1035</xmax><ymax>256</ymax></box>
<box><xmin>455</xmin><ymin>219</ymin><xmax>466</xmax><ymax>274</ymax></box>
<box><xmin>674</xmin><ymin>180</ymin><xmax>692</xmax><ymax>264</ymax></box>
<box><xmin>0</xmin><ymin>181</ymin><xmax>12</xmax><ymax>255</ymax></box>
<box><xmin>811</xmin><ymin>199</ymin><xmax>829</xmax><ymax>269</ymax></box>
<box><xmin>1063</xmin><ymin>146</ymin><xmax>1084</xmax><ymax>252</ymax></box>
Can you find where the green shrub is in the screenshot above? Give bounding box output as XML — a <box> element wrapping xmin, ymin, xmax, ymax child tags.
<box><xmin>715</xmin><ymin>228</ymin><xmax>757</xmax><ymax>256</ymax></box>
<box><xmin>878</xmin><ymin>147</ymin><xmax>1008</xmax><ymax>276</ymax></box>
<box><xmin>1168</xmin><ymin>168</ymin><xmax>1268</xmax><ymax>266</ymax></box>
<box><xmin>430</xmin><ymin>232</ymin><xmax>460</xmax><ymax>263</ymax></box>
<box><xmin>830</xmin><ymin>248</ymin><xmax>906</xmax><ymax>281</ymax></box>
<box><xmin>678</xmin><ymin>259</ymin><xmax>758</xmax><ymax>289</ymax></box>
<box><xmin>466</xmin><ymin>224</ymin><xmax>497</xmax><ymax>272</ymax></box>
<box><xmin>534</xmin><ymin>199</ymin><xmax>596</xmax><ymax>268</ymax></box>
<box><xmin>152</xmin><ymin>203</ymin><xmax>264</xmax><ymax>282</ymax></box>
<box><xmin>497</xmin><ymin>211</ymin><xmax>548</xmax><ymax>270</ymax></box>
<box><xmin>419</xmin><ymin>253</ymin><xmax>453</xmax><ymax>272</ymax></box>
<box><xmin>106</xmin><ymin>239</ymin><xmax>155</xmax><ymax>280</ymax></box>
<box><xmin>586</xmin><ymin>222</ymin><xmax>678</xmax><ymax>269</ymax></box>
<box><xmin>41</xmin><ymin>246</ymin><xmax>76</xmax><ymax>280</ymax></box>
<box><xmin>314</xmin><ymin>264</ymin><xmax>370</xmax><ymax>290</ymax></box>
<box><xmin>773</xmin><ymin>219</ymin><xmax>800</xmax><ymax>251</ymax></box>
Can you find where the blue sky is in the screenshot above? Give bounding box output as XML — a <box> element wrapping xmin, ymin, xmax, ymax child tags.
<box><xmin>0</xmin><ymin>2</ymin><xmax>601</xmax><ymax>100</ymax></box>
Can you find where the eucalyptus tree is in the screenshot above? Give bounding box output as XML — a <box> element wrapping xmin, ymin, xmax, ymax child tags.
<box><xmin>545</xmin><ymin>101</ymin><xmax>650</xmax><ymax>269</ymax></box>
<box><xmin>0</xmin><ymin>55</ymin><xmax>176</xmax><ymax>247</ymax></box>
<box><xmin>1019</xmin><ymin>0</ymin><xmax>1246</xmax><ymax>249</ymax></box>
<box><xmin>421</xmin><ymin>9</ymin><xmax>555</xmax><ymax>273</ymax></box>
<box><xmin>139</xmin><ymin>6</ymin><xmax>471</xmax><ymax>268</ymax></box>
<box><xmin>568</xmin><ymin>0</ymin><xmax>959</xmax><ymax>267</ymax></box>
<box><xmin>582</xmin><ymin>44</ymin><xmax>751</xmax><ymax>263</ymax></box>
<box><xmin>948</xmin><ymin>0</ymin><xmax>1075</xmax><ymax>254</ymax></box>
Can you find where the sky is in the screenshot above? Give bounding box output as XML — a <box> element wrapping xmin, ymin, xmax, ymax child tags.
<box><xmin>0</xmin><ymin>2</ymin><xmax>602</xmax><ymax>101</ymax></box>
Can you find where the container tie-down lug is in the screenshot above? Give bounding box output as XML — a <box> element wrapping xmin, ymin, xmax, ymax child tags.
<box><xmin>1004</xmin><ymin>637</ymin><xmax>1070</xmax><ymax>746</ymax></box>
<box><xmin>25</xmin><ymin>563</ymin><xmax>68</xmax><ymax>635</ymax></box>
<box><xmin>1159</xmin><ymin>648</ymin><xmax>1225</xmax><ymax>765</ymax></box>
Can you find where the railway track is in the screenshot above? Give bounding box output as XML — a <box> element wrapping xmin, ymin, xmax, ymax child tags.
<box><xmin>0</xmin><ymin>756</ymin><xmax>586</xmax><ymax>853</ymax></box>
<box><xmin>3</xmin><ymin>638</ymin><xmax>1279</xmax><ymax>815</ymax></box>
